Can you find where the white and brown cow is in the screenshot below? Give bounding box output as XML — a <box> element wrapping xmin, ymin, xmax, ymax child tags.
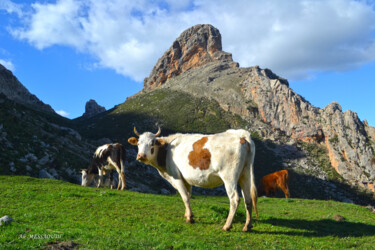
<box><xmin>81</xmin><ymin>143</ymin><xmax>126</xmax><ymax>190</ymax></box>
<box><xmin>128</xmin><ymin>127</ymin><xmax>258</xmax><ymax>231</ymax></box>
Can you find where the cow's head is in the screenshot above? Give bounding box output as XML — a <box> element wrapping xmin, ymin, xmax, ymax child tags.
<box><xmin>128</xmin><ymin>127</ymin><xmax>166</xmax><ymax>166</ymax></box>
<box><xmin>81</xmin><ymin>169</ymin><xmax>95</xmax><ymax>186</ymax></box>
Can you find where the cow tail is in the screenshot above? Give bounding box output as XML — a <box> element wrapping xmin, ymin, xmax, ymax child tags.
<box><xmin>284</xmin><ymin>170</ymin><xmax>290</xmax><ymax>198</ymax></box>
<box><xmin>249</xmin><ymin>139</ymin><xmax>258</xmax><ymax>219</ymax></box>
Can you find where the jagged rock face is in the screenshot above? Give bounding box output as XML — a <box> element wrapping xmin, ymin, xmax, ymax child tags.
<box><xmin>82</xmin><ymin>99</ymin><xmax>106</xmax><ymax>118</ymax></box>
<box><xmin>239</xmin><ymin>67</ymin><xmax>375</xmax><ymax>191</ymax></box>
<box><xmin>143</xmin><ymin>24</ymin><xmax>238</xmax><ymax>91</ymax></box>
<box><xmin>0</xmin><ymin>64</ymin><xmax>55</xmax><ymax>113</ymax></box>
<box><xmin>142</xmin><ymin>24</ymin><xmax>375</xmax><ymax>193</ymax></box>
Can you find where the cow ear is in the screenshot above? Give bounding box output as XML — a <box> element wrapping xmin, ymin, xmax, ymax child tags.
<box><xmin>81</xmin><ymin>169</ymin><xmax>87</xmax><ymax>174</ymax></box>
<box><xmin>156</xmin><ymin>138</ymin><xmax>166</xmax><ymax>146</ymax></box>
<box><xmin>128</xmin><ymin>137</ymin><xmax>138</xmax><ymax>146</ymax></box>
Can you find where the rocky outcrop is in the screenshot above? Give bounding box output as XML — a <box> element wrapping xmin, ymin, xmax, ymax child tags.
<box><xmin>143</xmin><ymin>24</ymin><xmax>238</xmax><ymax>91</ymax></box>
<box><xmin>143</xmin><ymin>24</ymin><xmax>375</xmax><ymax>194</ymax></box>
<box><xmin>82</xmin><ymin>99</ymin><xmax>106</xmax><ymax>118</ymax></box>
<box><xmin>239</xmin><ymin>67</ymin><xmax>375</xmax><ymax>190</ymax></box>
<box><xmin>0</xmin><ymin>64</ymin><xmax>55</xmax><ymax>113</ymax></box>
<box><xmin>0</xmin><ymin>93</ymin><xmax>96</xmax><ymax>184</ymax></box>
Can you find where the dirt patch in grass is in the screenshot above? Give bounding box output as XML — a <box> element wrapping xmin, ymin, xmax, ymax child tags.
<box><xmin>46</xmin><ymin>241</ymin><xmax>80</xmax><ymax>250</ymax></box>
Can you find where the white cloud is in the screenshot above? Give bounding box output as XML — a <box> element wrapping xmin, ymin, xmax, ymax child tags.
<box><xmin>8</xmin><ymin>0</ymin><xmax>375</xmax><ymax>81</ymax></box>
<box><xmin>56</xmin><ymin>110</ymin><xmax>70</xmax><ymax>117</ymax></box>
<box><xmin>0</xmin><ymin>59</ymin><xmax>15</xmax><ymax>71</ymax></box>
<box><xmin>0</xmin><ymin>0</ymin><xmax>23</xmax><ymax>16</ymax></box>
<box><xmin>11</xmin><ymin>0</ymin><xmax>86</xmax><ymax>50</ymax></box>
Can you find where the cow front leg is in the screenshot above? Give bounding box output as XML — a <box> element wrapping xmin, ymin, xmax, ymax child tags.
<box><xmin>110</xmin><ymin>171</ymin><xmax>114</xmax><ymax>189</ymax></box>
<box><xmin>97</xmin><ymin>168</ymin><xmax>103</xmax><ymax>188</ymax></box>
<box><xmin>222</xmin><ymin>181</ymin><xmax>240</xmax><ymax>231</ymax></box>
<box><xmin>174</xmin><ymin>181</ymin><xmax>194</xmax><ymax>223</ymax></box>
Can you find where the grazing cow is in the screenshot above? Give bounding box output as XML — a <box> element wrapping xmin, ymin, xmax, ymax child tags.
<box><xmin>128</xmin><ymin>127</ymin><xmax>258</xmax><ymax>232</ymax></box>
<box><xmin>81</xmin><ymin>143</ymin><xmax>126</xmax><ymax>190</ymax></box>
<box><xmin>258</xmin><ymin>170</ymin><xmax>290</xmax><ymax>198</ymax></box>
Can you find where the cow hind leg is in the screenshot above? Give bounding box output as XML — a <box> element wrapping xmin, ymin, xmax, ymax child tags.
<box><xmin>239</xmin><ymin>175</ymin><xmax>254</xmax><ymax>232</ymax></box>
<box><xmin>120</xmin><ymin>171</ymin><xmax>126</xmax><ymax>190</ymax></box>
<box><xmin>281</xmin><ymin>184</ymin><xmax>290</xmax><ymax>198</ymax></box>
<box><xmin>222</xmin><ymin>181</ymin><xmax>240</xmax><ymax>231</ymax></box>
<box><xmin>185</xmin><ymin>184</ymin><xmax>194</xmax><ymax>223</ymax></box>
<box><xmin>117</xmin><ymin>173</ymin><xmax>122</xmax><ymax>190</ymax></box>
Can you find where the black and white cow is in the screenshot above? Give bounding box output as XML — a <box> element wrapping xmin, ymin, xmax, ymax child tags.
<box><xmin>81</xmin><ymin>143</ymin><xmax>126</xmax><ymax>190</ymax></box>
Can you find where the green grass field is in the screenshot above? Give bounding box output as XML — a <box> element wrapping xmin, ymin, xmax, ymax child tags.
<box><xmin>1</xmin><ymin>176</ymin><xmax>375</xmax><ymax>249</ymax></box>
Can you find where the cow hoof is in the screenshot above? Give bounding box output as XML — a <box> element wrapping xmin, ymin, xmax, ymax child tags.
<box><xmin>222</xmin><ymin>225</ymin><xmax>232</xmax><ymax>231</ymax></box>
<box><xmin>242</xmin><ymin>226</ymin><xmax>251</xmax><ymax>232</ymax></box>
<box><xmin>185</xmin><ymin>218</ymin><xmax>195</xmax><ymax>224</ymax></box>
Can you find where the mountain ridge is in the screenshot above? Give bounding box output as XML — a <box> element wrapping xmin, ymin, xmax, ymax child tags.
<box><xmin>138</xmin><ymin>24</ymin><xmax>375</xmax><ymax>193</ymax></box>
<box><xmin>0</xmin><ymin>64</ymin><xmax>55</xmax><ymax>114</ymax></box>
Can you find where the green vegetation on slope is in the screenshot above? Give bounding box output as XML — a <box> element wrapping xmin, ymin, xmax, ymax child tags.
<box><xmin>1</xmin><ymin>176</ymin><xmax>375</xmax><ymax>249</ymax></box>
<box><xmin>74</xmin><ymin>88</ymin><xmax>248</xmax><ymax>142</ymax></box>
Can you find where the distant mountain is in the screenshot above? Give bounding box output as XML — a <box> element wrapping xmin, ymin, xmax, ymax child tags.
<box><xmin>82</xmin><ymin>99</ymin><xmax>106</xmax><ymax>118</ymax></box>
<box><xmin>0</xmin><ymin>64</ymin><xmax>55</xmax><ymax>114</ymax></box>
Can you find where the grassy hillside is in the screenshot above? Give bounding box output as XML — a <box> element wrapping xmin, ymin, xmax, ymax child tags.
<box><xmin>1</xmin><ymin>176</ymin><xmax>375</xmax><ymax>249</ymax></box>
<box><xmin>74</xmin><ymin>88</ymin><xmax>248</xmax><ymax>143</ymax></box>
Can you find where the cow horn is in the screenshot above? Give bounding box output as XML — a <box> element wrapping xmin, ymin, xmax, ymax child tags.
<box><xmin>134</xmin><ymin>127</ymin><xmax>140</xmax><ymax>137</ymax></box>
<box><xmin>154</xmin><ymin>126</ymin><xmax>161</xmax><ymax>137</ymax></box>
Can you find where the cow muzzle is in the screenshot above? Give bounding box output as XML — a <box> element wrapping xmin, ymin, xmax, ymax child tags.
<box><xmin>136</xmin><ymin>153</ymin><xmax>147</xmax><ymax>162</ymax></box>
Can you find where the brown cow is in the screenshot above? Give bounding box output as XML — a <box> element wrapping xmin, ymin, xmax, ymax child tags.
<box><xmin>258</xmin><ymin>170</ymin><xmax>290</xmax><ymax>198</ymax></box>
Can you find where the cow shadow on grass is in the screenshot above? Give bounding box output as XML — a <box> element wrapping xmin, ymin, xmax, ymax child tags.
<box><xmin>256</xmin><ymin>217</ymin><xmax>375</xmax><ymax>237</ymax></box>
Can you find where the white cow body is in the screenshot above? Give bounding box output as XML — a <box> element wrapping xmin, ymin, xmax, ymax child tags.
<box><xmin>128</xmin><ymin>128</ymin><xmax>258</xmax><ymax>231</ymax></box>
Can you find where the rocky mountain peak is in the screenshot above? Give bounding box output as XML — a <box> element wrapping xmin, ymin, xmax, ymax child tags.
<box><xmin>82</xmin><ymin>99</ymin><xmax>106</xmax><ymax>118</ymax></box>
<box><xmin>143</xmin><ymin>24</ymin><xmax>238</xmax><ymax>91</ymax></box>
<box><xmin>324</xmin><ymin>102</ymin><xmax>342</xmax><ymax>114</ymax></box>
<box><xmin>0</xmin><ymin>64</ymin><xmax>55</xmax><ymax>113</ymax></box>
<box><xmin>139</xmin><ymin>24</ymin><xmax>375</xmax><ymax>194</ymax></box>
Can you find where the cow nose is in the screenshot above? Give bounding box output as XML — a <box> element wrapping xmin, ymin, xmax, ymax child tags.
<box><xmin>136</xmin><ymin>153</ymin><xmax>146</xmax><ymax>161</ymax></box>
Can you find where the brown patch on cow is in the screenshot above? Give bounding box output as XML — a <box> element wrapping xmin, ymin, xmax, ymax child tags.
<box><xmin>188</xmin><ymin>137</ymin><xmax>211</xmax><ymax>170</ymax></box>
<box><xmin>156</xmin><ymin>138</ymin><xmax>166</xmax><ymax>146</ymax></box>
<box><xmin>240</xmin><ymin>137</ymin><xmax>250</xmax><ymax>152</ymax></box>
<box><xmin>239</xmin><ymin>137</ymin><xmax>244</xmax><ymax>144</ymax></box>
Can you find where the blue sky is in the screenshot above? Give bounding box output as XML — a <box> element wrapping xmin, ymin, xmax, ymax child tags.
<box><xmin>0</xmin><ymin>0</ymin><xmax>374</xmax><ymax>126</ymax></box>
